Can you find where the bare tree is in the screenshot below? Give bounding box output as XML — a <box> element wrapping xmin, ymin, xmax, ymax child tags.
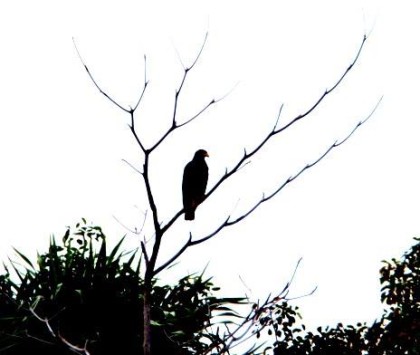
<box><xmin>74</xmin><ymin>31</ymin><xmax>381</xmax><ymax>355</ymax></box>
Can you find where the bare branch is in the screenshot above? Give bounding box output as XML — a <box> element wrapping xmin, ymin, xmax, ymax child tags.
<box><xmin>286</xmin><ymin>286</ymin><xmax>318</xmax><ymax>301</ymax></box>
<box><xmin>127</xmin><ymin>57</ymin><xmax>150</xmax><ymax>153</ymax></box>
<box><xmin>153</xmin><ymin>233</ymin><xmax>192</xmax><ymax>275</ymax></box>
<box><xmin>173</xmin><ymin>32</ymin><xmax>208</xmax><ymax>124</ymax></box>
<box><xmin>154</xmin><ymin>194</ymin><xmax>242</xmax><ymax>275</ymax></box>
<box><xmin>129</xmin><ymin>111</ymin><xmax>147</xmax><ymax>153</ymax></box>
<box><xmin>73</xmin><ymin>38</ymin><xmax>130</xmax><ymax>114</ymax></box>
<box><xmin>58</xmin><ymin>333</ymin><xmax>91</xmax><ymax>355</ymax></box>
<box><xmin>29</xmin><ymin>307</ymin><xmax>56</xmax><ymax>338</ymax></box>
<box><xmin>122</xmin><ymin>158</ymin><xmax>143</xmax><ymax>175</ymax></box>
<box><xmin>177</xmin><ymin>98</ymin><xmax>216</xmax><ymax>128</ymax></box>
<box><xmin>25</xmin><ymin>332</ymin><xmax>55</xmax><ymax>346</ymax></box>
<box><xmin>273</xmin><ymin>103</ymin><xmax>284</xmax><ymax>132</ymax></box>
<box><xmin>189</xmin><ymin>32</ymin><xmax>209</xmax><ymax>70</ymax></box>
<box><xmin>161</xmin><ymin>210</ymin><xmax>184</xmax><ymax>235</ymax></box>
<box><xmin>147</xmin><ymin>33</ymin><xmax>218</xmax><ymax>153</ymax></box>
<box><xmin>73</xmin><ymin>38</ymin><xmax>149</xmax><ymax>115</ymax></box>
<box><xmin>278</xmin><ymin>257</ymin><xmax>303</xmax><ymax>299</ymax></box>
<box><xmin>191</xmin><ymin>96</ymin><xmax>381</xmax><ymax>245</ymax></box>
<box><xmin>113</xmin><ymin>207</ymin><xmax>148</xmax><ymax>239</ymax></box>
<box><xmin>74</xmin><ymin>38</ymin><xmax>149</xmax><ymax>154</ymax></box>
<box><xmin>142</xmin><ymin>156</ymin><xmax>160</xmax><ymax>236</ymax></box>
<box><xmin>141</xmin><ymin>241</ymin><xmax>150</xmax><ymax>265</ymax></box>
<box><xmin>274</xmin><ymin>35</ymin><xmax>368</xmax><ymax>136</ymax></box>
<box><xmin>148</xmin><ymin>96</ymin><xmax>219</xmax><ymax>153</ymax></box>
<box><xmin>206</xmin><ymin>35</ymin><xmax>369</xmax><ymax>204</ymax></box>
<box><xmin>139</xmin><ymin>209</ymin><xmax>149</xmax><ymax>235</ymax></box>
<box><xmin>132</xmin><ymin>55</ymin><xmax>149</xmax><ymax>112</ymax></box>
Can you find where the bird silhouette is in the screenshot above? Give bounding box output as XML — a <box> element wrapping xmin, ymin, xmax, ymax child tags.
<box><xmin>182</xmin><ymin>149</ymin><xmax>209</xmax><ymax>220</ymax></box>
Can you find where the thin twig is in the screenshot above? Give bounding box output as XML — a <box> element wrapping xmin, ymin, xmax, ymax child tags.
<box><xmin>132</xmin><ymin>55</ymin><xmax>149</xmax><ymax>111</ymax></box>
<box><xmin>122</xmin><ymin>159</ymin><xmax>143</xmax><ymax>175</ymax></box>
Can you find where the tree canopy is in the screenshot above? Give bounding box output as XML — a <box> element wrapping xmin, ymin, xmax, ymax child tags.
<box><xmin>269</xmin><ymin>237</ymin><xmax>419</xmax><ymax>355</ymax></box>
<box><xmin>1</xmin><ymin>222</ymin><xmax>418</xmax><ymax>354</ymax></box>
<box><xmin>0</xmin><ymin>221</ymin><xmax>244</xmax><ymax>355</ymax></box>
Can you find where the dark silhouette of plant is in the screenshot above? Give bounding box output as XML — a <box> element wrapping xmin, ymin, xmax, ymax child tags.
<box><xmin>3</xmin><ymin>233</ymin><xmax>418</xmax><ymax>354</ymax></box>
<box><xmin>374</xmin><ymin>236</ymin><xmax>419</xmax><ymax>354</ymax></box>
<box><xmin>262</xmin><ymin>237</ymin><xmax>420</xmax><ymax>355</ymax></box>
<box><xmin>0</xmin><ymin>221</ymin><xmax>246</xmax><ymax>355</ymax></box>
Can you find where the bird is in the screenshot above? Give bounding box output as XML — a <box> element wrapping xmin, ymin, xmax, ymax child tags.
<box><xmin>182</xmin><ymin>149</ymin><xmax>209</xmax><ymax>220</ymax></box>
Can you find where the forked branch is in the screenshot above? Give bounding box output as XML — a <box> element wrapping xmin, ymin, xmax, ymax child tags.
<box><xmin>155</xmin><ymin>96</ymin><xmax>382</xmax><ymax>274</ymax></box>
<box><xmin>200</xmin><ymin>96</ymin><xmax>383</xmax><ymax>237</ymax></box>
<box><xmin>73</xmin><ymin>37</ymin><xmax>149</xmax><ymax>116</ymax></box>
<box><xmin>30</xmin><ymin>305</ymin><xmax>91</xmax><ymax>355</ymax></box>
<box><xmin>206</xmin><ymin>35</ymin><xmax>368</xmax><ymax>202</ymax></box>
<box><xmin>148</xmin><ymin>33</ymin><xmax>223</xmax><ymax>153</ymax></box>
<box><xmin>161</xmin><ymin>34</ymin><xmax>371</xmax><ymax>236</ymax></box>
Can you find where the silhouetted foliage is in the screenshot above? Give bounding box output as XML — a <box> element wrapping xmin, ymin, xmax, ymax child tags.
<box><xmin>0</xmin><ymin>221</ymin><xmax>244</xmax><ymax>355</ymax></box>
<box><xmin>2</xmin><ymin>228</ymin><xmax>418</xmax><ymax>354</ymax></box>
<box><xmin>267</xmin><ymin>237</ymin><xmax>420</xmax><ymax>355</ymax></box>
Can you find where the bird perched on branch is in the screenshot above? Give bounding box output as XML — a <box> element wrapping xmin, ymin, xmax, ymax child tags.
<box><xmin>182</xmin><ymin>149</ymin><xmax>209</xmax><ymax>220</ymax></box>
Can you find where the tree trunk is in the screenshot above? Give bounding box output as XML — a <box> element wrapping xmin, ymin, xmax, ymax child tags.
<box><xmin>143</xmin><ymin>286</ymin><xmax>151</xmax><ymax>355</ymax></box>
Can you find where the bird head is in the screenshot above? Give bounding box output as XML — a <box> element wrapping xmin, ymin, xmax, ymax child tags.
<box><xmin>194</xmin><ymin>149</ymin><xmax>209</xmax><ymax>159</ymax></box>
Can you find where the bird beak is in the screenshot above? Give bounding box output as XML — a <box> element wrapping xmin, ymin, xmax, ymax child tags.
<box><xmin>205</xmin><ymin>152</ymin><xmax>209</xmax><ymax>157</ymax></box>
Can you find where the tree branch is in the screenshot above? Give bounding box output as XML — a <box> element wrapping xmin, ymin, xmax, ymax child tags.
<box><xmin>153</xmin><ymin>233</ymin><xmax>193</xmax><ymax>275</ymax></box>
<box><xmin>160</xmin><ymin>34</ymin><xmax>370</xmax><ymax>236</ymax></box>
<box><xmin>132</xmin><ymin>55</ymin><xmax>148</xmax><ymax>112</ymax></box>
<box><xmin>58</xmin><ymin>333</ymin><xmax>91</xmax><ymax>355</ymax></box>
<box><xmin>274</xmin><ymin>34</ymin><xmax>368</xmax><ymax>136</ymax></box>
<box><xmin>73</xmin><ymin>37</ymin><xmax>149</xmax><ymax>153</ymax></box>
<box><xmin>141</xmin><ymin>241</ymin><xmax>150</xmax><ymax>265</ymax></box>
<box><xmin>142</xmin><ymin>155</ymin><xmax>160</xmax><ymax>236</ymax></box>
<box><xmin>207</xmin><ymin>34</ymin><xmax>369</xmax><ymax>202</ymax></box>
<box><xmin>113</xmin><ymin>207</ymin><xmax>148</xmax><ymax>236</ymax></box>
<box><xmin>187</xmin><ymin>96</ymin><xmax>382</xmax><ymax>247</ymax></box>
<box><xmin>147</xmin><ymin>33</ymin><xmax>221</xmax><ymax>153</ymax></box>
<box><xmin>30</xmin><ymin>305</ymin><xmax>91</xmax><ymax>355</ymax></box>
<box><xmin>129</xmin><ymin>111</ymin><xmax>147</xmax><ymax>153</ymax></box>
<box><xmin>122</xmin><ymin>158</ymin><xmax>143</xmax><ymax>175</ymax></box>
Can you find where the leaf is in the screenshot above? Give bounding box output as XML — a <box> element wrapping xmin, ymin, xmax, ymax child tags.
<box><xmin>7</xmin><ymin>258</ymin><xmax>24</xmax><ymax>283</ymax></box>
<box><xmin>13</xmin><ymin>248</ymin><xmax>34</xmax><ymax>270</ymax></box>
<box><xmin>62</xmin><ymin>228</ymin><xmax>70</xmax><ymax>244</ymax></box>
<box><xmin>108</xmin><ymin>236</ymin><xmax>126</xmax><ymax>264</ymax></box>
<box><xmin>150</xmin><ymin>320</ymin><xmax>163</xmax><ymax>327</ymax></box>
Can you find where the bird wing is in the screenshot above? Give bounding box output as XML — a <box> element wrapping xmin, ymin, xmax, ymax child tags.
<box><xmin>182</xmin><ymin>160</ymin><xmax>208</xmax><ymax>204</ymax></box>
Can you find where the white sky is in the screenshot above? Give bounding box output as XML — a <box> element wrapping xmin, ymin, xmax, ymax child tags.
<box><xmin>1</xmin><ymin>0</ymin><xmax>419</xmax><ymax>335</ymax></box>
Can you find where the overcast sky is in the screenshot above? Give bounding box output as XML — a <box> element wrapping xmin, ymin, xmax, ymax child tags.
<box><xmin>1</xmin><ymin>0</ymin><xmax>419</xmax><ymax>334</ymax></box>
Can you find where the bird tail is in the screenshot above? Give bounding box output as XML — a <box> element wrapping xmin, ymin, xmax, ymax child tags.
<box><xmin>185</xmin><ymin>210</ymin><xmax>195</xmax><ymax>220</ymax></box>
